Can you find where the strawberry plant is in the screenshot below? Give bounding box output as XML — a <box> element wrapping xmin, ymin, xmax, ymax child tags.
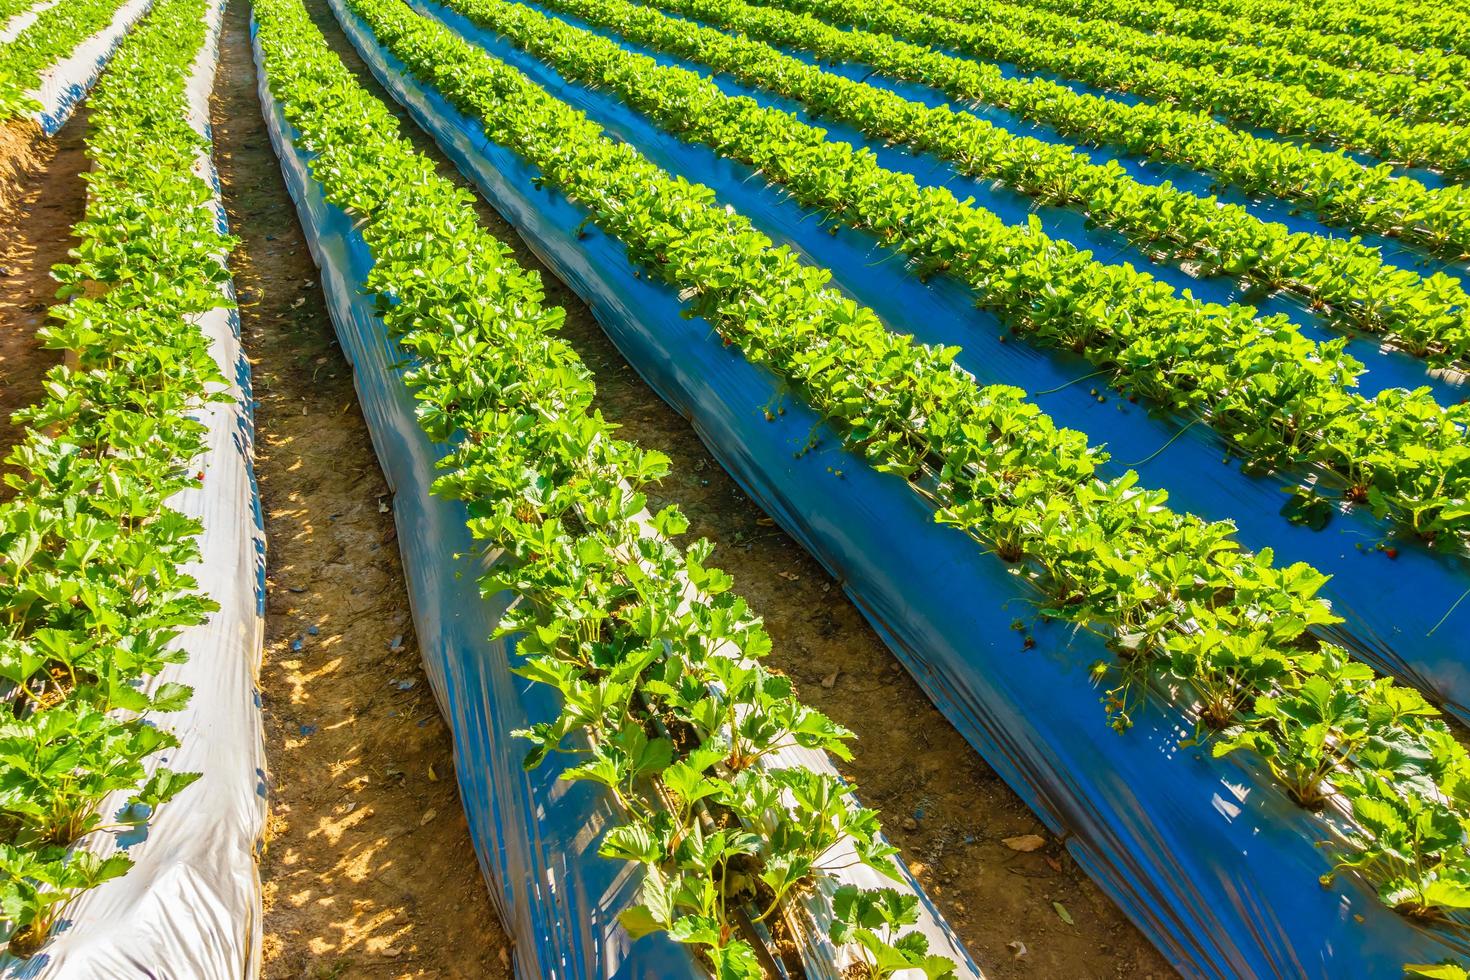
<box><xmin>830</xmin><ymin>886</ymin><xmax>957</xmax><ymax>979</ymax></box>
<box><xmin>337</xmin><ymin>0</ymin><xmax>1470</xmax><ymax>951</ymax></box>
<box><xmin>1176</xmin><ymin>0</ymin><xmax>1470</xmax><ymax>55</ymax></box>
<box><xmin>653</xmin><ymin>0</ymin><xmax>1470</xmax><ymax>258</ymax></box>
<box><xmin>0</xmin><ymin>0</ymin><xmax>46</xmax><ymax>25</ymax></box>
<box><xmin>0</xmin><ymin>0</ymin><xmax>225</xmax><ymax>953</ymax></box>
<box><xmin>756</xmin><ymin>0</ymin><xmax>1470</xmax><ymax>172</ymax></box>
<box><xmin>252</xmin><ymin>0</ymin><xmax>960</xmax><ymax>973</ymax></box>
<box><xmin>423</xmin><ymin>0</ymin><xmax>1470</xmax><ymax>547</ymax></box>
<box><xmin>917</xmin><ymin>0</ymin><xmax>1458</xmax><ymax>125</ymax></box>
<box><xmin>1004</xmin><ymin>0</ymin><xmax>1470</xmax><ymax>84</ymax></box>
<box><xmin>529</xmin><ymin>0</ymin><xmax>1470</xmax><ymax>363</ymax></box>
<box><xmin>894</xmin><ymin>0</ymin><xmax>1470</xmax><ymax>129</ymax></box>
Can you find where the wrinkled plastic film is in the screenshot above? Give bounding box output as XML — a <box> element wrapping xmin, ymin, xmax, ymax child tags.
<box><xmin>328</xmin><ymin>2</ymin><xmax>1470</xmax><ymax>976</ymax></box>
<box><xmin>0</xmin><ymin>3</ymin><xmax>268</xmax><ymax>975</ymax></box>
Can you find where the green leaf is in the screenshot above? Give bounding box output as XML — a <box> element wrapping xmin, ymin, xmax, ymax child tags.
<box><xmin>711</xmin><ymin>939</ymin><xmax>763</xmax><ymax>980</ymax></box>
<box><xmin>148</xmin><ymin>682</ymin><xmax>193</xmax><ymax>713</ymax></box>
<box><xmin>1407</xmin><ymin>964</ymin><xmax>1470</xmax><ymax>980</ymax></box>
<box><xmin>130</xmin><ymin>768</ymin><xmax>203</xmax><ymax>811</ymax></box>
<box><xmin>1421</xmin><ymin>879</ymin><xmax>1470</xmax><ymax>910</ymax></box>
<box><xmin>600</xmin><ymin>823</ymin><xmax>661</xmax><ymax>864</ymax></box>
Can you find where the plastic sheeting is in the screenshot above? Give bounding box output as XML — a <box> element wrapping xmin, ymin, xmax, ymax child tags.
<box><xmin>406</xmin><ymin>0</ymin><xmax>1470</xmax><ymax>730</ymax></box>
<box><xmin>28</xmin><ymin>0</ymin><xmax>154</xmax><ymax>134</ymax></box>
<box><xmin>329</xmin><ymin>1</ymin><xmax>1470</xmax><ymax>976</ymax></box>
<box><xmin>256</xmin><ymin>7</ymin><xmax>977</xmax><ymax>975</ymax></box>
<box><xmin>0</xmin><ymin>2</ymin><xmax>268</xmax><ymax>975</ymax></box>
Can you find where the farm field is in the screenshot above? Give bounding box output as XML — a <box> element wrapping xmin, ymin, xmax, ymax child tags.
<box><xmin>0</xmin><ymin>0</ymin><xmax>1468</xmax><ymax>975</ymax></box>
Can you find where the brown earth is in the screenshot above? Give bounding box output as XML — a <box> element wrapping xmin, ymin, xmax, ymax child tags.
<box><xmin>0</xmin><ymin>114</ymin><xmax>89</xmax><ymax>480</ymax></box>
<box><xmin>0</xmin><ymin>118</ymin><xmax>47</xmax><ymax>216</ymax></box>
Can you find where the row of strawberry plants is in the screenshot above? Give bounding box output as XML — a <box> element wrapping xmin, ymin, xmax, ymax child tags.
<box><xmin>344</xmin><ymin>0</ymin><xmax>1470</xmax><ymax>935</ymax></box>
<box><xmin>0</xmin><ymin>0</ymin><xmax>131</xmax><ymax>118</ymax></box>
<box><xmin>1182</xmin><ymin>0</ymin><xmax>1470</xmax><ymax>56</ymax></box>
<box><xmin>755</xmin><ymin>0</ymin><xmax>1470</xmax><ymax>174</ymax></box>
<box><xmin>989</xmin><ymin>0</ymin><xmax>1470</xmax><ymax>85</ymax></box>
<box><xmin>252</xmin><ymin>0</ymin><xmax>961</xmax><ymax>974</ymax></box>
<box><xmin>401</xmin><ymin>0</ymin><xmax>1470</xmax><ymax>549</ymax></box>
<box><xmin>664</xmin><ymin>0</ymin><xmax>1470</xmax><ymax>262</ymax></box>
<box><xmin>0</xmin><ymin>0</ymin><xmax>43</xmax><ymax>29</ymax></box>
<box><xmin>0</xmin><ymin>0</ymin><xmax>223</xmax><ymax>956</ymax></box>
<box><xmin>528</xmin><ymin>0</ymin><xmax>1470</xmax><ymax>368</ymax></box>
<box><xmin>903</xmin><ymin>0</ymin><xmax>1466</xmax><ymax>127</ymax></box>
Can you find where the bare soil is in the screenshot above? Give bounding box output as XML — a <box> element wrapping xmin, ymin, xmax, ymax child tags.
<box><xmin>274</xmin><ymin>0</ymin><xmax>1181</xmax><ymax>976</ymax></box>
<box><xmin>0</xmin><ymin>114</ymin><xmax>89</xmax><ymax>478</ymax></box>
<box><xmin>0</xmin><ymin>118</ymin><xmax>47</xmax><ymax>215</ymax></box>
<box><xmin>212</xmin><ymin>2</ymin><xmax>511</xmax><ymax>976</ymax></box>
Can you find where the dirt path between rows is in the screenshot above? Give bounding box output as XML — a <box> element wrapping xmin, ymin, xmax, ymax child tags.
<box><xmin>283</xmin><ymin>0</ymin><xmax>1179</xmax><ymax>976</ymax></box>
<box><xmin>212</xmin><ymin>2</ymin><xmax>511</xmax><ymax>976</ymax></box>
<box><xmin>0</xmin><ymin>114</ymin><xmax>90</xmax><ymax>480</ymax></box>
